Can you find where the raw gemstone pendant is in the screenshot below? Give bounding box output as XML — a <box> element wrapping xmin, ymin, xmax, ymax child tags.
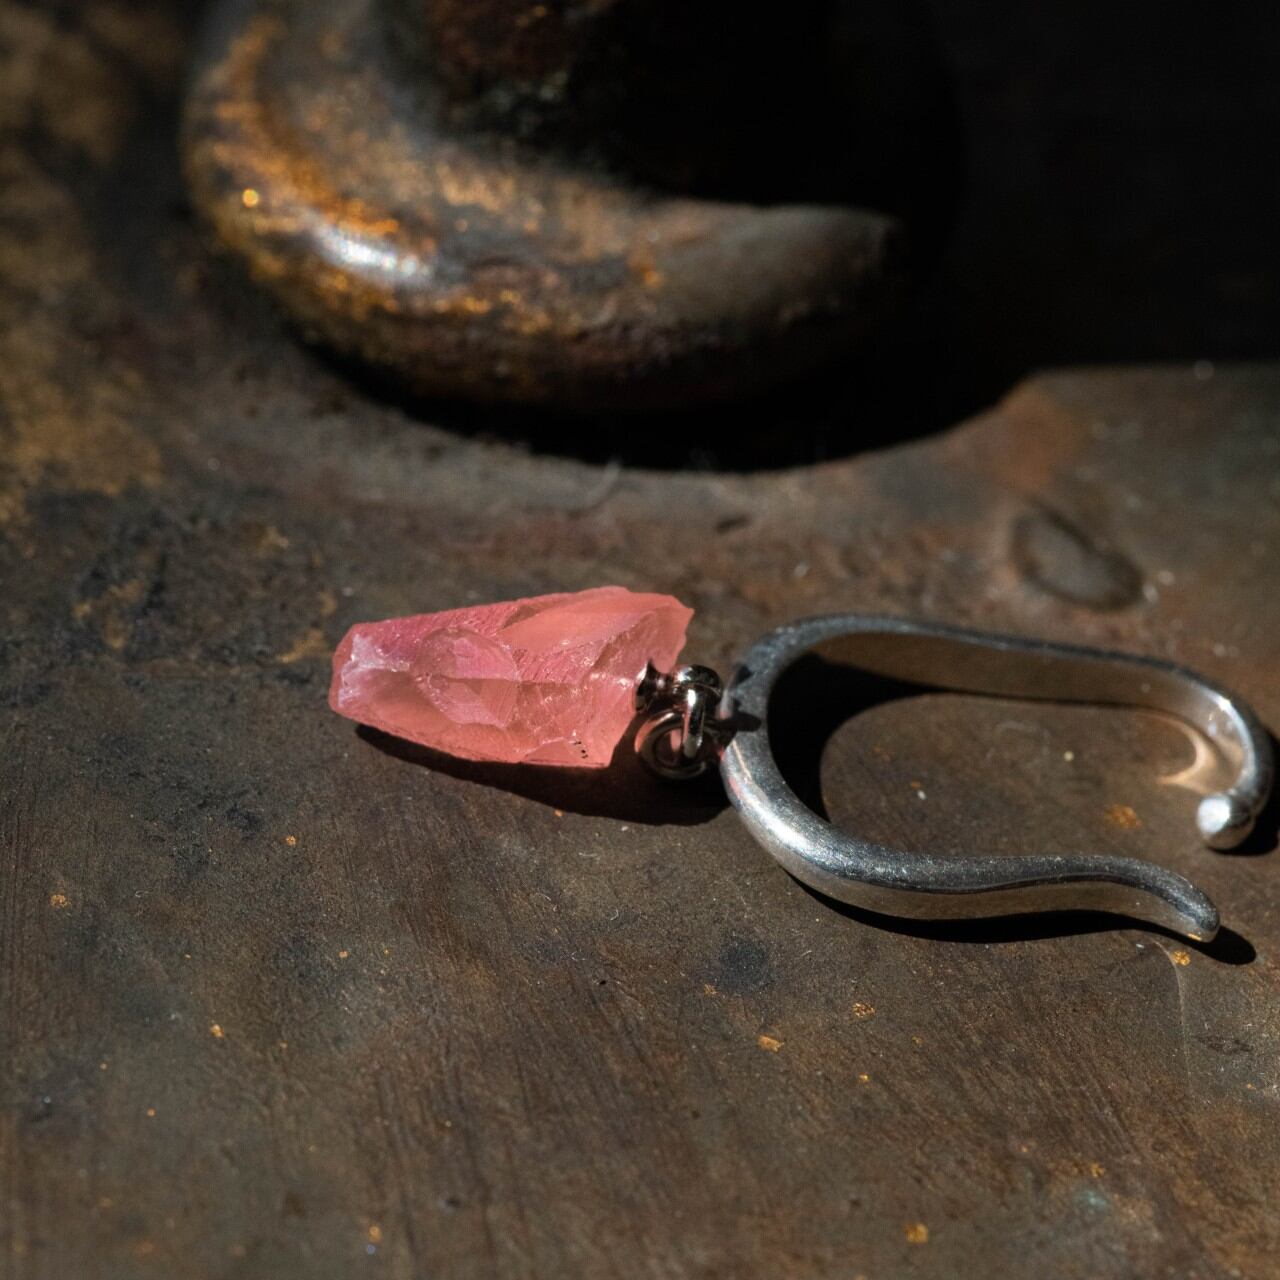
<box><xmin>329</xmin><ymin>586</ymin><xmax>692</xmax><ymax>767</ymax></box>
<box><xmin>330</xmin><ymin>589</ymin><xmax>1271</xmax><ymax>942</ymax></box>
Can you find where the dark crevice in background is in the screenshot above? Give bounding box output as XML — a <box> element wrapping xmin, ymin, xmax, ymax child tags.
<box><xmin>930</xmin><ymin>0</ymin><xmax>1280</xmax><ymax>406</ymax></box>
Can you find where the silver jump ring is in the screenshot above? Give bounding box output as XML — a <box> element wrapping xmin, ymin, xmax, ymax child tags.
<box><xmin>635</xmin><ymin>663</ymin><xmax>724</xmax><ymax>779</ymax></box>
<box><xmin>636</xmin><ymin>707</ymin><xmax>715</xmax><ymax>779</ymax></box>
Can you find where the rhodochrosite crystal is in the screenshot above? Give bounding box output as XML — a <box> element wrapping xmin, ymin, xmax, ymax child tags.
<box><xmin>329</xmin><ymin>586</ymin><xmax>692</xmax><ymax>767</ymax></box>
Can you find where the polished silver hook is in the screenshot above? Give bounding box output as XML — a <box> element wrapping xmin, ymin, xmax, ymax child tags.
<box><xmin>691</xmin><ymin>616</ymin><xmax>1271</xmax><ymax>942</ymax></box>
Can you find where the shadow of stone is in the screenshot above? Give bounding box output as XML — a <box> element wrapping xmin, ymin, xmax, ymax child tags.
<box><xmin>356</xmin><ymin>723</ymin><xmax>726</xmax><ymax>826</ymax></box>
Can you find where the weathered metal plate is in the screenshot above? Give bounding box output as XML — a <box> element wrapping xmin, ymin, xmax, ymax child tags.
<box><xmin>2</xmin><ymin>3</ymin><xmax>1279</xmax><ymax>1277</ymax></box>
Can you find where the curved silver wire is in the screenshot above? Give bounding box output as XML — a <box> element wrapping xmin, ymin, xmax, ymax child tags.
<box><xmin>718</xmin><ymin>616</ymin><xmax>1274</xmax><ymax>941</ymax></box>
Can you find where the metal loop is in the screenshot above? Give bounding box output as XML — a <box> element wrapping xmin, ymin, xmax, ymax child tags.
<box><xmin>717</xmin><ymin>615</ymin><xmax>1274</xmax><ymax>941</ymax></box>
<box><xmin>635</xmin><ymin>663</ymin><xmax>725</xmax><ymax>779</ymax></box>
<box><xmin>681</xmin><ymin>686</ymin><xmax>708</xmax><ymax>759</ymax></box>
<box><xmin>636</xmin><ymin>708</ymin><xmax>716</xmax><ymax>780</ymax></box>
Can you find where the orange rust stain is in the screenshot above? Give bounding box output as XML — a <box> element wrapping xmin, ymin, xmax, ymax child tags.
<box><xmin>72</xmin><ymin>578</ymin><xmax>147</xmax><ymax>651</ymax></box>
<box><xmin>904</xmin><ymin>1223</ymin><xmax>929</xmax><ymax>1244</ymax></box>
<box><xmin>252</xmin><ymin>522</ymin><xmax>290</xmax><ymax>553</ymax></box>
<box><xmin>278</xmin><ymin>627</ymin><xmax>330</xmax><ymax>664</ymax></box>
<box><xmin>190</xmin><ymin>14</ymin><xmax>434</xmax><ymax>324</ymax></box>
<box><xmin>757</xmin><ymin>1034</ymin><xmax>783</xmax><ymax>1053</ymax></box>
<box><xmin>0</xmin><ymin>7</ymin><xmax>144</xmax><ymax>166</ymax></box>
<box><xmin>1171</xmin><ymin>950</ymin><xmax>1191</xmax><ymax>967</ymax></box>
<box><xmin>1105</xmin><ymin>803</ymin><xmax>1142</xmax><ymax>830</ymax></box>
<box><xmin>49</xmin><ymin>893</ymin><xmax>69</xmax><ymax>909</ymax></box>
<box><xmin>852</xmin><ymin>1002</ymin><xmax>876</xmax><ymax>1020</ymax></box>
<box><xmin>2</xmin><ymin>325</ymin><xmax>163</xmax><ymax>526</ymax></box>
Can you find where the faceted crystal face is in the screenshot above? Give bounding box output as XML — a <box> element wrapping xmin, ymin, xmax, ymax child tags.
<box><xmin>329</xmin><ymin>586</ymin><xmax>692</xmax><ymax>767</ymax></box>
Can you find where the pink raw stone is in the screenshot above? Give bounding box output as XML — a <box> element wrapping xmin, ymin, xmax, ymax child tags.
<box><xmin>329</xmin><ymin>586</ymin><xmax>692</xmax><ymax>767</ymax></box>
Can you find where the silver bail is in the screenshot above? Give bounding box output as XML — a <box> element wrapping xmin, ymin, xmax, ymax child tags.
<box><xmin>715</xmin><ymin>614</ymin><xmax>1275</xmax><ymax>942</ymax></box>
<box><xmin>634</xmin><ymin>662</ymin><xmax>725</xmax><ymax>780</ymax></box>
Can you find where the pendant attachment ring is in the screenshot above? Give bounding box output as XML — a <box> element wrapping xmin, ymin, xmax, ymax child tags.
<box><xmin>634</xmin><ymin>662</ymin><xmax>724</xmax><ymax>780</ymax></box>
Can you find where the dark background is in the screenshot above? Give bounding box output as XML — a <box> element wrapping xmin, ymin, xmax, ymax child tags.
<box><xmin>925</xmin><ymin>0</ymin><xmax>1279</xmax><ymax>412</ymax></box>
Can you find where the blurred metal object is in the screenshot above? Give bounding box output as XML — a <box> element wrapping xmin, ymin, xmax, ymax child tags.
<box><xmin>720</xmin><ymin>616</ymin><xmax>1274</xmax><ymax>941</ymax></box>
<box><xmin>180</xmin><ymin>0</ymin><xmax>943</xmax><ymax>409</ymax></box>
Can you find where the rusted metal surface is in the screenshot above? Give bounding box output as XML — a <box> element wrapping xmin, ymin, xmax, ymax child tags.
<box><xmin>180</xmin><ymin>0</ymin><xmax>938</xmax><ymax>408</ymax></box>
<box><xmin>4</xmin><ymin>2</ymin><xmax>1280</xmax><ymax>1277</ymax></box>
